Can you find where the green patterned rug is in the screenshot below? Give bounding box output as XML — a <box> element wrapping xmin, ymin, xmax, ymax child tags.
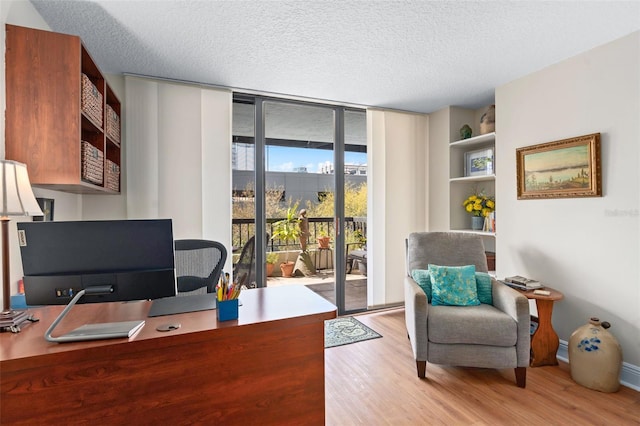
<box><xmin>325</xmin><ymin>316</ymin><xmax>382</xmax><ymax>348</ymax></box>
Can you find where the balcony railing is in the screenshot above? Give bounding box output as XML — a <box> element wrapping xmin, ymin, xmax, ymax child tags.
<box><xmin>232</xmin><ymin>217</ymin><xmax>366</xmax><ymax>253</ymax></box>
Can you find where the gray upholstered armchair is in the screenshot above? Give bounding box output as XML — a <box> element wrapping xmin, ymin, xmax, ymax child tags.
<box><xmin>404</xmin><ymin>232</ymin><xmax>530</xmax><ymax>387</ymax></box>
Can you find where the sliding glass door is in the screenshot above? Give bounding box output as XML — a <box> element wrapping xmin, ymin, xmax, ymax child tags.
<box><xmin>231</xmin><ymin>97</ymin><xmax>258</xmax><ymax>287</ymax></box>
<box><xmin>342</xmin><ymin>110</ymin><xmax>367</xmax><ymax>312</ymax></box>
<box><xmin>264</xmin><ymin>100</ymin><xmax>337</xmax><ymax>304</ymax></box>
<box><xmin>232</xmin><ymin>95</ymin><xmax>367</xmax><ymax>314</ymax></box>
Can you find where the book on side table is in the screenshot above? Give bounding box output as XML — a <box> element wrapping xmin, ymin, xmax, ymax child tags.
<box><xmin>501</xmin><ymin>275</ymin><xmax>543</xmax><ymax>290</ymax></box>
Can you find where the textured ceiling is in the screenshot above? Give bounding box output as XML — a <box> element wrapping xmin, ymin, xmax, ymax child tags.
<box><xmin>30</xmin><ymin>0</ymin><xmax>640</xmax><ymax>113</ymax></box>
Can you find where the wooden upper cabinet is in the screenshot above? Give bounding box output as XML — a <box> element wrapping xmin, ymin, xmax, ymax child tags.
<box><xmin>5</xmin><ymin>24</ymin><xmax>121</xmax><ymax>194</ymax></box>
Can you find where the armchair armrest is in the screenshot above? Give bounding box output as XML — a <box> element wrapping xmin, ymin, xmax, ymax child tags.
<box><xmin>404</xmin><ymin>276</ymin><xmax>429</xmax><ymax>361</ymax></box>
<box><xmin>491</xmin><ymin>279</ymin><xmax>531</xmax><ymax>367</ymax></box>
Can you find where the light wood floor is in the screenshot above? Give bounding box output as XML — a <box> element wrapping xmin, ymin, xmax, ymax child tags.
<box><xmin>325</xmin><ymin>308</ymin><xmax>640</xmax><ymax>425</ymax></box>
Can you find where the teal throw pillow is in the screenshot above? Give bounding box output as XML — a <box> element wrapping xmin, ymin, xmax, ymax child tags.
<box><xmin>428</xmin><ymin>264</ymin><xmax>480</xmax><ymax>306</ymax></box>
<box><xmin>475</xmin><ymin>272</ymin><xmax>493</xmax><ymax>305</ymax></box>
<box><xmin>410</xmin><ymin>269</ymin><xmax>432</xmax><ymax>302</ymax></box>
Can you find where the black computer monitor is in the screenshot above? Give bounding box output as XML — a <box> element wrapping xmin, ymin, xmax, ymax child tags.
<box><xmin>18</xmin><ymin>219</ymin><xmax>177</xmax><ymax>306</ymax></box>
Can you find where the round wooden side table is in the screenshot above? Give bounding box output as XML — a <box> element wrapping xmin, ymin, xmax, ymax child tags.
<box><xmin>515</xmin><ymin>286</ymin><xmax>564</xmax><ymax>367</ymax></box>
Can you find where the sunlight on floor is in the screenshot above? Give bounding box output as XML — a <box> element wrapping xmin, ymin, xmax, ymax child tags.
<box><xmin>267</xmin><ymin>270</ymin><xmax>368</xmax><ymax>311</ymax></box>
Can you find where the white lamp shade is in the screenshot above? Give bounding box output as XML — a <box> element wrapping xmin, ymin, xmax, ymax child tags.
<box><xmin>0</xmin><ymin>160</ymin><xmax>44</xmax><ymax>217</ymax></box>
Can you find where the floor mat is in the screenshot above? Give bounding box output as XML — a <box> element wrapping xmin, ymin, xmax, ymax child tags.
<box><xmin>325</xmin><ymin>316</ymin><xmax>382</xmax><ymax>348</ymax></box>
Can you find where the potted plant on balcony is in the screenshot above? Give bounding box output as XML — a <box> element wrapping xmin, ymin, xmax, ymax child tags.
<box><xmin>352</xmin><ymin>229</ymin><xmax>367</xmax><ymax>250</ymax></box>
<box><xmin>271</xmin><ymin>202</ymin><xmax>301</xmax><ymax>277</ymax></box>
<box><xmin>317</xmin><ymin>230</ymin><xmax>331</xmax><ymax>249</ymax></box>
<box><xmin>266</xmin><ymin>252</ymin><xmax>279</xmax><ymax>277</ymax></box>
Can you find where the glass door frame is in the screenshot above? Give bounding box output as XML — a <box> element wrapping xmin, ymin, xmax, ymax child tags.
<box><xmin>238</xmin><ymin>93</ymin><xmax>356</xmax><ymax>315</ymax></box>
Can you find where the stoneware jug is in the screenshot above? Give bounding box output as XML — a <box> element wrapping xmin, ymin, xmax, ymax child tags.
<box><xmin>479</xmin><ymin>104</ymin><xmax>495</xmax><ymax>134</ymax></box>
<box><xmin>568</xmin><ymin>317</ymin><xmax>622</xmax><ymax>392</ymax></box>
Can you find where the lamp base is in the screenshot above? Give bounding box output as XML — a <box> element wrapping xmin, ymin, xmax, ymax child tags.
<box><xmin>0</xmin><ymin>309</ymin><xmax>38</xmax><ymax>333</ymax></box>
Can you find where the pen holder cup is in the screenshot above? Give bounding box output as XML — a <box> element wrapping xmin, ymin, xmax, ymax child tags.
<box><xmin>217</xmin><ymin>299</ymin><xmax>239</xmax><ymax>322</ymax></box>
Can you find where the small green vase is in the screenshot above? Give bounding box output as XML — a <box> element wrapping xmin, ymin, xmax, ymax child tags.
<box><xmin>460</xmin><ymin>124</ymin><xmax>472</xmax><ymax>139</ymax></box>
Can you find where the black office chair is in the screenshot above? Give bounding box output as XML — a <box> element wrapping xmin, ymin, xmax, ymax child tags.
<box><xmin>174</xmin><ymin>239</ymin><xmax>227</xmax><ymax>294</ymax></box>
<box><xmin>233</xmin><ymin>234</ymin><xmax>269</xmax><ymax>289</ymax></box>
<box><xmin>233</xmin><ymin>235</ymin><xmax>257</xmax><ymax>289</ymax></box>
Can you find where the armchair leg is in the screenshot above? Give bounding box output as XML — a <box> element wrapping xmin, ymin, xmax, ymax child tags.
<box><xmin>416</xmin><ymin>360</ymin><xmax>426</xmax><ymax>378</ymax></box>
<box><xmin>514</xmin><ymin>367</ymin><xmax>526</xmax><ymax>388</ymax></box>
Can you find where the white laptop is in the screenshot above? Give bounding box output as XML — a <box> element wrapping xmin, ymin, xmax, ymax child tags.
<box><xmin>48</xmin><ymin>320</ymin><xmax>145</xmax><ymax>343</ymax></box>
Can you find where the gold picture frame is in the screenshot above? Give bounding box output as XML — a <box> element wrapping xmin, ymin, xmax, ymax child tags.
<box><xmin>516</xmin><ymin>133</ymin><xmax>601</xmax><ymax>199</ymax></box>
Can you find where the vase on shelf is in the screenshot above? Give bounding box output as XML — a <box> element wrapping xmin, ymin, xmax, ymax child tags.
<box><xmin>480</xmin><ymin>104</ymin><xmax>495</xmax><ymax>134</ymax></box>
<box><xmin>459</xmin><ymin>124</ymin><xmax>472</xmax><ymax>139</ymax></box>
<box><xmin>471</xmin><ymin>216</ymin><xmax>484</xmax><ymax>230</ymax></box>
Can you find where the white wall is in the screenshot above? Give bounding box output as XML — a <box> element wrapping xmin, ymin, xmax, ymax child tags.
<box><xmin>368</xmin><ymin>109</ymin><xmax>428</xmax><ymax>307</ymax></box>
<box><xmin>496</xmin><ymin>31</ymin><xmax>640</xmax><ymax>371</ymax></box>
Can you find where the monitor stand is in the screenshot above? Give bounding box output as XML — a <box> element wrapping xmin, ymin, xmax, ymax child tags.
<box><xmin>44</xmin><ymin>287</ymin><xmax>145</xmax><ymax>343</ymax></box>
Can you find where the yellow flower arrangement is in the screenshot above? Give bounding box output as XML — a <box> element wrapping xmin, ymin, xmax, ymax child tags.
<box><xmin>463</xmin><ymin>193</ymin><xmax>495</xmax><ymax>217</ymax></box>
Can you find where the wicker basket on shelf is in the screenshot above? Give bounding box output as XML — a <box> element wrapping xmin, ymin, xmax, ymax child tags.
<box><xmin>106</xmin><ymin>104</ymin><xmax>121</xmax><ymax>143</ymax></box>
<box><xmin>81</xmin><ymin>73</ymin><xmax>103</xmax><ymax>127</ymax></box>
<box><xmin>81</xmin><ymin>141</ymin><xmax>104</xmax><ymax>185</ymax></box>
<box><xmin>105</xmin><ymin>159</ymin><xmax>120</xmax><ymax>192</ymax></box>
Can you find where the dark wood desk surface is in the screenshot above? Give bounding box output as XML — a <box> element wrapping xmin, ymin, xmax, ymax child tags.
<box><xmin>1</xmin><ymin>285</ymin><xmax>336</xmax><ymax>425</ymax></box>
<box><xmin>1</xmin><ymin>284</ymin><xmax>336</xmax><ymax>363</ymax></box>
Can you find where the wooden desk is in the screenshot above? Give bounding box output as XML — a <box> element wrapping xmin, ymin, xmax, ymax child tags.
<box><xmin>0</xmin><ymin>285</ymin><xmax>336</xmax><ymax>425</ymax></box>
<box><xmin>515</xmin><ymin>286</ymin><xmax>564</xmax><ymax>367</ymax></box>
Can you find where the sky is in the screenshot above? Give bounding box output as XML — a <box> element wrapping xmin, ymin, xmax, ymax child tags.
<box><xmin>267</xmin><ymin>146</ymin><xmax>367</xmax><ymax>173</ymax></box>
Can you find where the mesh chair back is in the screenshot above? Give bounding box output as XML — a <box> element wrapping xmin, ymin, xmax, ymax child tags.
<box><xmin>233</xmin><ymin>235</ymin><xmax>256</xmax><ymax>288</ymax></box>
<box><xmin>174</xmin><ymin>240</ymin><xmax>227</xmax><ymax>294</ymax></box>
<box><xmin>232</xmin><ymin>234</ymin><xmax>269</xmax><ymax>289</ymax></box>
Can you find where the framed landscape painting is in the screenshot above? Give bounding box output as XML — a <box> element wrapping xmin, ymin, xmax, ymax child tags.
<box><xmin>516</xmin><ymin>133</ymin><xmax>601</xmax><ymax>199</ymax></box>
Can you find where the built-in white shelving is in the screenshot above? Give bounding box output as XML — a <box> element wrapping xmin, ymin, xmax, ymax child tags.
<box><xmin>450</xmin><ymin>174</ymin><xmax>496</xmax><ymax>183</ymax></box>
<box><xmin>449</xmin><ymin>129</ymin><xmax>496</xmax><ymax>246</ymax></box>
<box><xmin>449</xmin><ymin>132</ymin><xmax>495</xmax><ymax>148</ymax></box>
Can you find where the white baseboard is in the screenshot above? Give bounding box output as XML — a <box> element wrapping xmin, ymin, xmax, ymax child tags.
<box><xmin>558</xmin><ymin>339</ymin><xmax>640</xmax><ymax>392</ymax></box>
